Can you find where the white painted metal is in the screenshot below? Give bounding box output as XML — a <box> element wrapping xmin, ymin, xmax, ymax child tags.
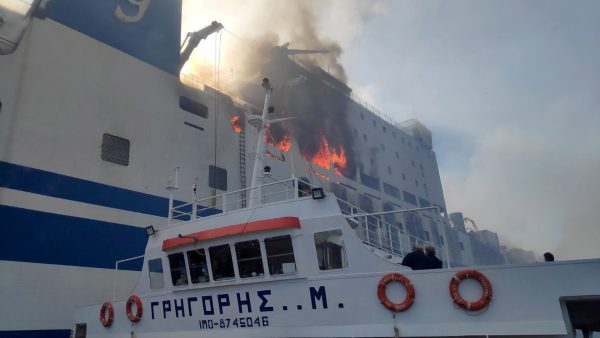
<box><xmin>76</xmin><ymin>192</ymin><xmax>600</xmax><ymax>337</ymax></box>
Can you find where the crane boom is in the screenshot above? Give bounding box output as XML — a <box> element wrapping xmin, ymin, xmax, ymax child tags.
<box><xmin>179</xmin><ymin>21</ymin><xmax>223</xmax><ymax>71</ymax></box>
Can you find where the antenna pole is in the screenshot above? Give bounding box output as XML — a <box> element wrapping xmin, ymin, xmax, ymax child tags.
<box><xmin>248</xmin><ymin>78</ymin><xmax>273</xmax><ymax>207</ymax></box>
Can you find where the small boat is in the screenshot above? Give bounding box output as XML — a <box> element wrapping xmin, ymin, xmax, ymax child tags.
<box><xmin>73</xmin><ymin>79</ymin><xmax>600</xmax><ymax>338</ymax></box>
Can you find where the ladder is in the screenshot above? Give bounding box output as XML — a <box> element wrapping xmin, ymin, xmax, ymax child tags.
<box><xmin>239</xmin><ymin>129</ymin><xmax>247</xmax><ymax>207</ymax></box>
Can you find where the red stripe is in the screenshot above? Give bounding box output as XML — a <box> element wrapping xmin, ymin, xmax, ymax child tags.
<box><xmin>162</xmin><ymin>216</ymin><xmax>301</xmax><ymax>251</ymax></box>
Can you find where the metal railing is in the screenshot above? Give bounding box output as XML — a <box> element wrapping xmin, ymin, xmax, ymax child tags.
<box><xmin>168</xmin><ymin>177</ymin><xmax>448</xmax><ymax>265</ymax></box>
<box><xmin>169</xmin><ymin>177</ymin><xmax>304</xmax><ymax>222</ymax></box>
<box><xmin>337</xmin><ymin>198</ymin><xmax>448</xmax><ymax>265</ymax></box>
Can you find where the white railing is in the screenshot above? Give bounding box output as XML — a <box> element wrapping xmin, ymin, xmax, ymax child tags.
<box><xmin>169</xmin><ymin>178</ymin><xmax>307</xmax><ymax>222</ymax></box>
<box><xmin>168</xmin><ymin>177</ymin><xmax>448</xmax><ymax>266</ymax></box>
<box><xmin>337</xmin><ymin>199</ymin><xmax>448</xmax><ymax>266</ymax></box>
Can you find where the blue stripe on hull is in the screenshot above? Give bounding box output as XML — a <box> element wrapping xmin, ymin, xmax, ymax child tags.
<box><xmin>0</xmin><ymin>161</ymin><xmax>221</xmax><ymax>218</ymax></box>
<box><xmin>0</xmin><ymin>160</ymin><xmax>170</xmax><ymax>217</ymax></box>
<box><xmin>0</xmin><ymin>205</ymin><xmax>147</xmax><ymax>270</ymax></box>
<box><xmin>0</xmin><ymin>329</ymin><xmax>70</xmax><ymax>338</ymax></box>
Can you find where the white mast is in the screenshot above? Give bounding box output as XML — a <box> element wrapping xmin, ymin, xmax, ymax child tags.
<box><xmin>247</xmin><ymin>78</ymin><xmax>273</xmax><ymax>207</ymax></box>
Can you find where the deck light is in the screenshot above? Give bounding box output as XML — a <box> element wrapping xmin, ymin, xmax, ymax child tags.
<box><xmin>145</xmin><ymin>225</ymin><xmax>156</xmax><ymax>236</ymax></box>
<box><xmin>311</xmin><ymin>187</ymin><xmax>325</xmax><ymax>200</ymax></box>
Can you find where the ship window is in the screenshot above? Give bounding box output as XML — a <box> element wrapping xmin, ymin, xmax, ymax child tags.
<box><xmin>179</xmin><ymin>96</ymin><xmax>208</xmax><ymax>118</ymax></box>
<box><xmin>383</xmin><ymin>126</ymin><xmax>387</xmax><ymax>133</ymax></box>
<box><xmin>362</xmin><ymin>134</ymin><xmax>367</xmax><ymax>142</ymax></box>
<box><xmin>265</xmin><ymin>235</ymin><xmax>296</xmax><ymax>275</ymax></box>
<box><xmin>209</xmin><ymin>244</ymin><xmax>235</xmax><ymax>280</ymax></box>
<box><xmin>459</xmin><ymin>242</ymin><xmax>465</xmax><ymax>251</ymax></box>
<box><xmin>187</xmin><ymin>249</ymin><xmax>209</xmax><ymax>284</ymax></box>
<box><xmin>424</xmin><ymin>231</ymin><xmax>431</xmax><ymax>241</ymax></box>
<box><xmin>395</xmin><ymin>151</ymin><xmax>399</xmax><ymax>159</ymax></box>
<box><xmin>101</xmin><ymin>134</ymin><xmax>130</xmax><ymax>166</ymax></box>
<box><xmin>403</xmin><ymin>191</ymin><xmax>417</xmax><ymax>205</ymax></box>
<box><xmin>168</xmin><ymin>253</ymin><xmax>188</xmax><ymax>286</ymax></box>
<box><xmin>315</xmin><ymin>229</ymin><xmax>347</xmax><ymax>270</ymax></box>
<box><xmin>235</xmin><ymin>240</ymin><xmax>264</xmax><ymax>278</ymax></box>
<box><xmin>209</xmin><ymin>165</ymin><xmax>227</xmax><ymax>191</ymax></box>
<box><xmin>148</xmin><ymin>258</ymin><xmax>164</xmax><ymax>289</ymax></box>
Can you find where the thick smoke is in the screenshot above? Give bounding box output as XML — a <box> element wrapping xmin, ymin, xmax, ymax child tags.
<box><xmin>182</xmin><ymin>0</ymin><xmax>376</xmax><ymax>179</ymax></box>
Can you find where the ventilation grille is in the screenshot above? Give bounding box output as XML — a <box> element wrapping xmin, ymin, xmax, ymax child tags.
<box><xmin>101</xmin><ymin>133</ymin><xmax>130</xmax><ymax>166</ymax></box>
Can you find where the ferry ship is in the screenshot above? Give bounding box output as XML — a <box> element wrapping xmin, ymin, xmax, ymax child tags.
<box><xmin>1</xmin><ymin>1</ymin><xmax>598</xmax><ymax>337</ymax></box>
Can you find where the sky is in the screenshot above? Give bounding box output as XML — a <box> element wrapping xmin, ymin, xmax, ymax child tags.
<box><xmin>183</xmin><ymin>0</ymin><xmax>600</xmax><ymax>260</ymax></box>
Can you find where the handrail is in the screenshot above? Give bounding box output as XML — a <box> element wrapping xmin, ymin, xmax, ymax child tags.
<box><xmin>112</xmin><ymin>255</ymin><xmax>144</xmax><ymax>300</ymax></box>
<box><xmin>337</xmin><ymin>198</ymin><xmax>448</xmax><ymax>267</ymax></box>
<box><xmin>167</xmin><ymin>177</ymin><xmax>449</xmax><ymax>266</ymax></box>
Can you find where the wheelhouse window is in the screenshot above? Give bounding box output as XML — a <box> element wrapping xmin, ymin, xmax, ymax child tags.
<box><xmin>265</xmin><ymin>235</ymin><xmax>296</xmax><ymax>275</ymax></box>
<box><xmin>187</xmin><ymin>249</ymin><xmax>209</xmax><ymax>284</ymax></box>
<box><xmin>235</xmin><ymin>240</ymin><xmax>264</xmax><ymax>278</ymax></box>
<box><xmin>314</xmin><ymin>229</ymin><xmax>347</xmax><ymax>270</ymax></box>
<box><xmin>148</xmin><ymin>258</ymin><xmax>164</xmax><ymax>289</ymax></box>
<box><xmin>168</xmin><ymin>253</ymin><xmax>188</xmax><ymax>286</ymax></box>
<box><xmin>209</xmin><ymin>244</ymin><xmax>235</xmax><ymax>280</ymax></box>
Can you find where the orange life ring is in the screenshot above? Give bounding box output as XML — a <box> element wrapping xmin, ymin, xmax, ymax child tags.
<box><xmin>126</xmin><ymin>294</ymin><xmax>143</xmax><ymax>322</ymax></box>
<box><xmin>377</xmin><ymin>273</ymin><xmax>415</xmax><ymax>312</ymax></box>
<box><xmin>99</xmin><ymin>302</ymin><xmax>114</xmax><ymax>327</ymax></box>
<box><xmin>449</xmin><ymin>269</ymin><xmax>492</xmax><ymax>311</ymax></box>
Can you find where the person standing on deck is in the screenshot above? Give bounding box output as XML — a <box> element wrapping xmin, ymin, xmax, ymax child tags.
<box><xmin>401</xmin><ymin>246</ymin><xmax>429</xmax><ymax>270</ymax></box>
<box><xmin>425</xmin><ymin>246</ymin><xmax>443</xmax><ymax>269</ymax></box>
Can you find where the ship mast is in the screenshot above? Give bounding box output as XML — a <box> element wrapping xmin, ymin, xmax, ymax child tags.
<box><xmin>247</xmin><ymin>78</ymin><xmax>273</xmax><ymax>207</ymax></box>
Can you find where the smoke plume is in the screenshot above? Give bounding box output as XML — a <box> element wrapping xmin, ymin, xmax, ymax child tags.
<box><xmin>181</xmin><ymin>0</ymin><xmax>384</xmax><ymax>179</ymax></box>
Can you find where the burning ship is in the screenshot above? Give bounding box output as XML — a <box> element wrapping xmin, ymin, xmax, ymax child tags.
<box><xmin>1</xmin><ymin>0</ymin><xmax>599</xmax><ymax>337</ymax></box>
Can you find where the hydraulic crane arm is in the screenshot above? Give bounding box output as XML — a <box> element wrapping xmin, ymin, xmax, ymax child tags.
<box><xmin>179</xmin><ymin>21</ymin><xmax>223</xmax><ymax>71</ymax></box>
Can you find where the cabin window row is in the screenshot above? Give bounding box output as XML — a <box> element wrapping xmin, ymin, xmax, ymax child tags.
<box><xmin>148</xmin><ymin>235</ymin><xmax>296</xmax><ymax>289</ymax></box>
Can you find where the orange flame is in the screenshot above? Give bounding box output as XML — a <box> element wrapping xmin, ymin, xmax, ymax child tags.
<box><xmin>305</xmin><ymin>169</ymin><xmax>330</xmax><ymax>181</ymax></box>
<box><xmin>265</xmin><ymin>151</ymin><xmax>285</xmax><ymax>162</ymax></box>
<box><xmin>332</xmin><ymin>147</ymin><xmax>348</xmax><ymax>176</ymax></box>
<box><xmin>230</xmin><ymin>115</ymin><xmax>242</xmax><ymax>133</ymax></box>
<box><xmin>302</xmin><ymin>134</ymin><xmax>348</xmax><ymax>175</ymax></box>
<box><xmin>266</xmin><ymin>133</ymin><xmax>291</xmax><ymax>152</ymax></box>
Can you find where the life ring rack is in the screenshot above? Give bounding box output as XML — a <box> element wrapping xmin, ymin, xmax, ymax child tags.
<box><xmin>99</xmin><ymin>302</ymin><xmax>114</xmax><ymax>327</ymax></box>
<box><xmin>377</xmin><ymin>273</ymin><xmax>415</xmax><ymax>312</ymax></box>
<box><xmin>126</xmin><ymin>294</ymin><xmax>143</xmax><ymax>322</ymax></box>
<box><xmin>449</xmin><ymin>269</ymin><xmax>493</xmax><ymax>311</ymax></box>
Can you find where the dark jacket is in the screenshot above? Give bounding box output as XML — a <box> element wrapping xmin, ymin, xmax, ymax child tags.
<box><xmin>401</xmin><ymin>250</ymin><xmax>429</xmax><ymax>270</ymax></box>
<box><xmin>426</xmin><ymin>254</ymin><xmax>443</xmax><ymax>269</ymax></box>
